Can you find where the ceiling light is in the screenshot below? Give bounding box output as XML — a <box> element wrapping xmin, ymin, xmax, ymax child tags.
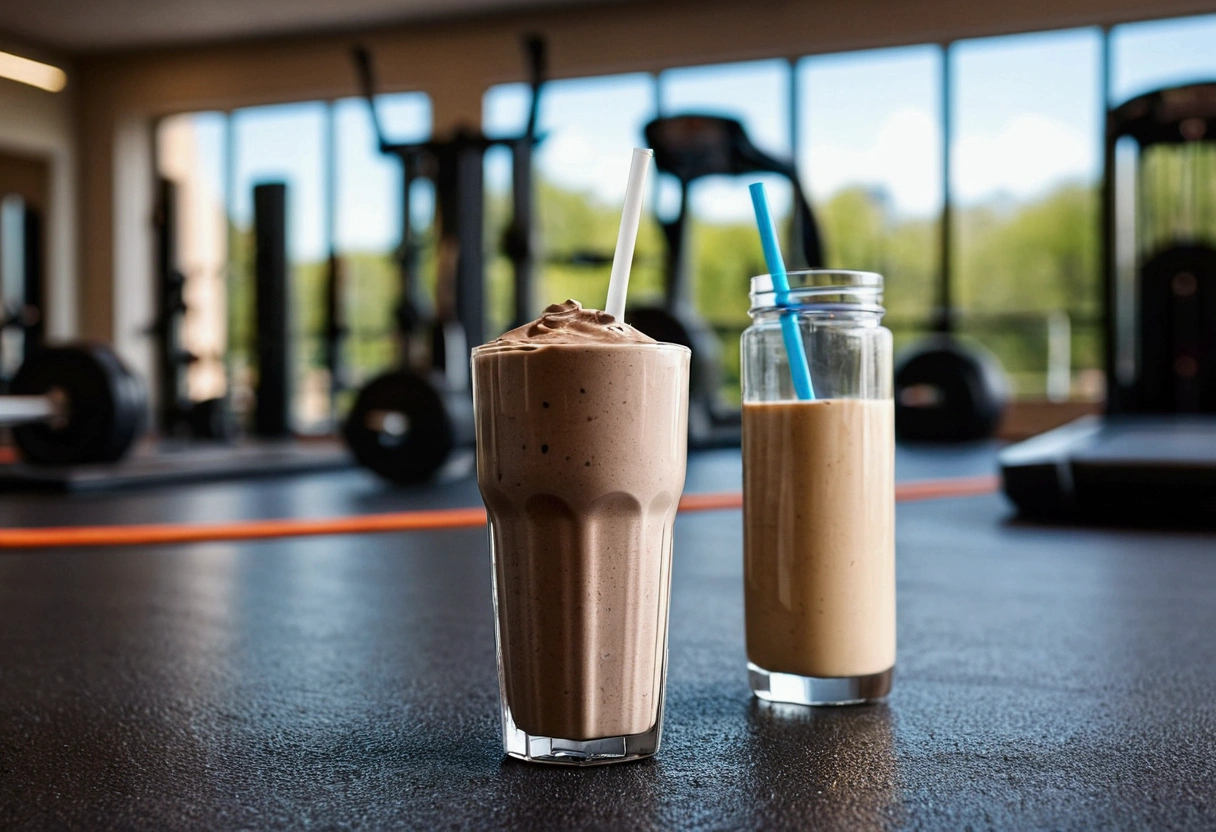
<box><xmin>0</xmin><ymin>51</ymin><xmax>66</xmax><ymax>93</ymax></box>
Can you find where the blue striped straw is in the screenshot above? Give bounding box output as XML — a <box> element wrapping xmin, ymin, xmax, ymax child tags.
<box><xmin>748</xmin><ymin>183</ymin><xmax>815</xmax><ymax>400</ymax></box>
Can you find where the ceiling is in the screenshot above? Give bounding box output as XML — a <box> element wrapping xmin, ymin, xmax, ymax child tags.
<box><xmin>0</xmin><ymin>0</ymin><xmax>600</xmax><ymax>53</ymax></box>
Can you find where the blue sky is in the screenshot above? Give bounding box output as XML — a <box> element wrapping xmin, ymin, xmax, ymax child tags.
<box><xmin>170</xmin><ymin>13</ymin><xmax>1216</xmax><ymax>262</ymax></box>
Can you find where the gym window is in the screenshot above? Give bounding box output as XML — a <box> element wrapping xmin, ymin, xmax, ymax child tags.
<box><xmin>154</xmin><ymin>11</ymin><xmax>1216</xmax><ymax>428</ymax></box>
<box><xmin>155</xmin><ymin>92</ymin><xmax>433</xmax><ymax>434</ymax></box>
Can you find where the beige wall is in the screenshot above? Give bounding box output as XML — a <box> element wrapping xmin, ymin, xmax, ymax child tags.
<box><xmin>0</xmin><ymin>63</ymin><xmax>76</xmax><ymax>340</ymax></box>
<box><xmin>74</xmin><ymin>0</ymin><xmax>1216</xmax><ymax>372</ymax></box>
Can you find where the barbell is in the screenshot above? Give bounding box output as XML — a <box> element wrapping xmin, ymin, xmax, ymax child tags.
<box><xmin>3</xmin><ymin>344</ymin><xmax>147</xmax><ymax>465</ymax></box>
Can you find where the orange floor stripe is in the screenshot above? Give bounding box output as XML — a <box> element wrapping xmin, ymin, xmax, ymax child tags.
<box><xmin>0</xmin><ymin>475</ymin><xmax>998</xmax><ymax>550</ymax></box>
<box><xmin>895</xmin><ymin>474</ymin><xmax>999</xmax><ymax>502</ymax></box>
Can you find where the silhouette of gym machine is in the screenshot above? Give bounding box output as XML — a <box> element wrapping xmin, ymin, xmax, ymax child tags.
<box><xmin>1001</xmin><ymin>82</ymin><xmax>1216</xmax><ymax>524</ymax></box>
<box><xmin>341</xmin><ymin>36</ymin><xmax>547</xmax><ymax>483</ymax></box>
<box><xmin>630</xmin><ymin>114</ymin><xmax>824</xmax><ymax>447</ymax></box>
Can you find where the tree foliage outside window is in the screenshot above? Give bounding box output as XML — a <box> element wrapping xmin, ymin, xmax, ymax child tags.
<box><xmin>158</xmin><ymin>14</ymin><xmax>1216</xmax><ymax>424</ymax></box>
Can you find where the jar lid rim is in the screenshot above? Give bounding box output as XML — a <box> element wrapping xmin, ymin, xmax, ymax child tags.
<box><xmin>748</xmin><ymin>302</ymin><xmax>886</xmax><ymax>316</ymax></box>
<box><xmin>750</xmin><ymin>269</ymin><xmax>884</xmax><ymax>294</ymax></box>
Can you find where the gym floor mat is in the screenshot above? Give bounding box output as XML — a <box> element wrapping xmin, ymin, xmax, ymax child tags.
<box><xmin>0</xmin><ymin>475</ymin><xmax>998</xmax><ymax>549</ymax></box>
<box><xmin>0</xmin><ymin>440</ymin><xmax>356</xmax><ymax>492</ymax></box>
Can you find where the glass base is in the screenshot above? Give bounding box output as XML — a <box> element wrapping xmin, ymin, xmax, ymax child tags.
<box><xmin>503</xmin><ymin>718</ymin><xmax>661</xmax><ymax>766</ymax></box>
<box><xmin>749</xmin><ymin>662</ymin><xmax>893</xmax><ymax>706</ymax></box>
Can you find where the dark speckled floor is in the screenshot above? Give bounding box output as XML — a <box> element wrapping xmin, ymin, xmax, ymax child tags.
<box><xmin>1</xmin><ymin>445</ymin><xmax>1214</xmax><ymax>830</ymax></box>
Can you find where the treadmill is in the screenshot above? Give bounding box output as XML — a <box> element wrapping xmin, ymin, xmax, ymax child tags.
<box><xmin>1000</xmin><ymin>83</ymin><xmax>1216</xmax><ymax>524</ymax></box>
<box><xmin>628</xmin><ymin>115</ymin><xmax>825</xmax><ymax>447</ymax></box>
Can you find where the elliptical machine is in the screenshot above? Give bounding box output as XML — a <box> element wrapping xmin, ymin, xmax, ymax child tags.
<box><xmin>342</xmin><ymin>36</ymin><xmax>546</xmax><ymax>484</ymax></box>
<box><xmin>631</xmin><ymin>114</ymin><xmax>825</xmax><ymax>446</ymax></box>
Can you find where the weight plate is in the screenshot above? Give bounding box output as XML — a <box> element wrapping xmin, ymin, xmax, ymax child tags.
<box><xmin>187</xmin><ymin>397</ymin><xmax>235</xmax><ymax>441</ymax></box>
<box><xmin>10</xmin><ymin>344</ymin><xmax>148</xmax><ymax>465</ymax></box>
<box><xmin>343</xmin><ymin>370</ymin><xmax>459</xmax><ymax>484</ymax></box>
<box><xmin>894</xmin><ymin>337</ymin><xmax>1009</xmax><ymax>442</ymax></box>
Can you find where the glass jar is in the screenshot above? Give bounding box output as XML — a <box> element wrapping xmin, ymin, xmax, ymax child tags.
<box><xmin>740</xmin><ymin>270</ymin><xmax>895</xmax><ymax>706</ymax></box>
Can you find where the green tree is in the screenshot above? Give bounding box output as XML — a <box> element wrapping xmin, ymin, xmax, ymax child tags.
<box><xmin>227</xmin><ymin>174</ymin><xmax>1110</xmax><ymax>416</ymax></box>
<box><xmin>955</xmin><ymin>182</ymin><xmax>1100</xmax><ymax>394</ymax></box>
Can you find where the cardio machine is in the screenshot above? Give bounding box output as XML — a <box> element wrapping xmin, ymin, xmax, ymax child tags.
<box><xmin>1001</xmin><ymin>82</ymin><xmax>1216</xmax><ymax>524</ymax></box>
<box><xmin>342</xmin><ymin>36</ymin><xmax>546</xmax><ymax>484</ymax></box>
<box><xmin>630</xmin><ymin>114</ymin><xmax>825</xmax><ymax>447</ymax></box>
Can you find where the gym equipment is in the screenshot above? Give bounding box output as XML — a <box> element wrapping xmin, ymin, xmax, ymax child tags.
<box><xmin>343</xmin><ymin>369</ymin><xmax>472</xmax><ymax>484</ymax></box>
<box><xmin>322</xmin><ymin>104</ymin><xmax>347</xmax><ymax>422</ymax></box>
<box><xmin>342</xmin><ymin>36</ymin><xmax>545</xmax><ymax>484</ymax></box>
<box><xmin>253</xmin><ymin>182</ymin><xmax>291</xmax><ymax>438</ymax></box>
<box><xmin>1001</xmin><ymin>82</ymin><xmax>1216</xmax><ymax>523</ymax></box>
<box><xmin>502</xmin><ymin>36</ymin><xmax>546</xmax><ymax>330</ymax></box>
<box><xmin>891</xmin><ymin>296</ymin><xmax>1010</xmax><ymax>446</ymax></box>
<box><xmin>152</xmin><ymin>177</ymin><xmax>190</xmax><ymax>435</ymax></box>
<box><xmin>1001</xmin><ymin>416</ymin><xmax>1216</xmax><ymax>525</ymax></box>
<box><xmin>1103</xmin><ymin>83</ymin><xmax>1216</xmax><ymax>413</ymax></box>
<box><xmin>0</xmin><ymin>440</ymin><xmax>350</xmax><ymax>492</ymax></box>
<box><xmin>152</xmin><ymin>177</ymin><xmax>232</xmax><ymax>440</ymax></box>
<box><xmin>1136</xmin><ymin>245</ymin><xmax>1216</xmax><ymax>411</ymax></box>
<box><xmin>634</xmin><ymin>114</ymin><xmax>824</xmax><ymax>446</ymax></box>
<box><xmin>2</xmin><ymin>344</ymin><xmax>147</xmax><ymax>465</ymax></box>
<box><xmin>894</xmin><ymin>336</ymin><xmax>1009</xmax><ymax>442</ymax></box>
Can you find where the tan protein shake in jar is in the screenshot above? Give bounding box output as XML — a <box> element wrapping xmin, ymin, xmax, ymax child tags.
<box><xmin>740</xmin><ymin>270</ymin><xmax>895</xmax><ymax>706</ymax></box>
<box><xmin>472</xmin><ymin>300</ymin><xmax>690</xmax><ymax>764</ymax></box>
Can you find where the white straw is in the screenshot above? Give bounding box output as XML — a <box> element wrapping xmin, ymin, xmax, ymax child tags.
<box><xmin>605</xmin><ymin>147</ymin><xmax>653</xmax><ymax>321</ymax></box>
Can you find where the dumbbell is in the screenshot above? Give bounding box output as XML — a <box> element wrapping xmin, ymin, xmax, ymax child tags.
<box><xmin>343</xmin><ymin>368</ymin><xmax>474</xmax><ymax>485</ymax></box>
<box><xmin>2</xmin><ymin>344</ymin><xmax>148</xmax><ymax>465</ymax></box>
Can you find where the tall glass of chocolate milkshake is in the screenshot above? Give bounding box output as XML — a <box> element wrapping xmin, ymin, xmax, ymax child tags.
<box><xmin>741</xmin><ymin>270</ymin><xmax>895</xmax><ymax>706</ymax></box>
<box><xmin>472</xmin><ymin>300</ymin><xmax>690</xmax><ymax>764</ymax></box>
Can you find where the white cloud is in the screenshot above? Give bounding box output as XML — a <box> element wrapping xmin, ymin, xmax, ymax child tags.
<box><xmin>539</xmin><ymin>125</ymin><xmax>794</xmax><ymax>224</ymax></box>
<box><xmin>684</xmin><ymin>178</ymin><xmax>793</xmax><ymax>225</ymax></box>
<box><xmin>520</xmin><ymin>108</ymin><xmax>1095</xmax><ymax>227</ymax></box>
<box><xmin>954</xmin><ymin>112</ymin><xmax>1095</xmax><ymax>203</ymax></box>
<box><xmin>538</xmin><ymin>126</ymin><xmax>636</xmax><ymax>204</ymax></box>
<box><xmin>805</xmin><ymin>108</ymin><xmax>1095</xmax><ymax>215</ymax></box>
<box><xmin>806</xmin><ymin>108</ymin><xmax>941</xmax><ymax>216</ymax></box>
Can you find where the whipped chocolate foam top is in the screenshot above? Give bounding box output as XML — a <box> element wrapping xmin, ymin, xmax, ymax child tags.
<box><xmin>490</xmin><ymin>299</ymin><xmax>657</xmax><ymax>346</ymax></box>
